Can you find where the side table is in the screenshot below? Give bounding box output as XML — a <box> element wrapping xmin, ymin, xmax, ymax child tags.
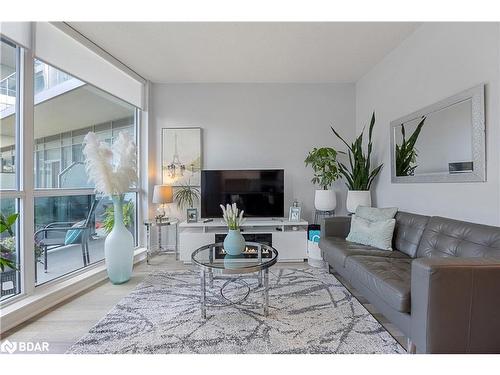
<box><xmin>144</xmin><ymin>219</ymin><xmax>179</xmax><ymax>263</ymax></box>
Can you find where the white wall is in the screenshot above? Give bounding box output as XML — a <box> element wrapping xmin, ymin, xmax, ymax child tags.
<box><xmin>151</xmin><ymin>83</ymin><xmax>355</xmax><ymax>221</ymax></box>
<box><xmin>356</xmin><ymin>22</ymin><xmax>500</xmax><ymax>225</ymax></box>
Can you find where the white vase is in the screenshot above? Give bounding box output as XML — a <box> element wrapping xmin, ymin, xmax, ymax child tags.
<box><xmin>105</xmin><ymin>195</ymin><xmax>134</xmax><ymax>284</ymax></box>
<box><xmin>346</xmin><ymin>190</ymin><xmax>372</xmax><ymax>213</ymax></box>
<box><xmin>314</xmin><ymin>189</ymin><xmax>337</xmax><ymax>211</ymax></box>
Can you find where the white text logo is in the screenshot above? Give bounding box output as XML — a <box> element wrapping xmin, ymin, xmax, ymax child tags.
<box><xmin>0</xmin><ymin>340</ymin><xmax>49</xmax><ymax>353</ymax></box>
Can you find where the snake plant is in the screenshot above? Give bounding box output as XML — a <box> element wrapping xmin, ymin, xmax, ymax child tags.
<box><xmin>331</xmin><ymin>112</ymin><xmax>383</xmax><ymax>191</ymax></box>
<box><xmin>395</xmin><ymin>116</ymin><xmax>426</xmax><ymax>177</ymax></box>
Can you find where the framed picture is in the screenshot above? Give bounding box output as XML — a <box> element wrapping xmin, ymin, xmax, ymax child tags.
<box><xmin>288</xmin><ymin>206</ymin><xmax>301</xmax><ymax>222</ymax></box>
<box><xmin>187</xmin><ymin>208</ymin><xmax>198</xmax><ymax>223</ymax></box>
<box><xmin>162</xmin><ymin>127</ymin><xmax>202</xmax><ymax>186</ymax></box>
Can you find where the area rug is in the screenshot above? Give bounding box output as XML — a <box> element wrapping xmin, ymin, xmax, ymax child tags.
<box><xmin>67</xmin><ymin>268</ymin><xmax>405</xmax><ymax>354</ymax></box>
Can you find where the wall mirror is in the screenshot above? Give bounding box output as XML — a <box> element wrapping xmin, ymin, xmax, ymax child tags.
<box><xmin>390</xmin><ymin>84</ymin><xmax>485</xmax><ymax>183</ymax></box>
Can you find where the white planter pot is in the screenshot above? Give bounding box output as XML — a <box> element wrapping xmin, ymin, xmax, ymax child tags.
<box><xmin>314</xmin><ymin>189</ymin><xmax>337</xmax><ymax>211</ymax></box>
<box><xmin>346</xmin><ymin>190</ymin><xmax>372</xmax><ymax>213</ymax></box>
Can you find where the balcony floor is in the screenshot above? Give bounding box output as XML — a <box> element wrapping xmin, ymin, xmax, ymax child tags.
<box><xmin>36</xmin><ymin>238</ymin><xmax>105</xmax><ymax>285</ymax></box>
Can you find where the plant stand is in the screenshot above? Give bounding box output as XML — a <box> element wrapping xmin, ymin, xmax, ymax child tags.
<box><xmin>313</xmin><ymin>209</ymin><xmax>335</xmax><ymax>224</ymax></box>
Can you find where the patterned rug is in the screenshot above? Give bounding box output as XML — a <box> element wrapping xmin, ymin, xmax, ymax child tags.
<box><xmin>67</xmin><ymin>268</ymin><xmax>405</xmax><ymax>354</ymax></box>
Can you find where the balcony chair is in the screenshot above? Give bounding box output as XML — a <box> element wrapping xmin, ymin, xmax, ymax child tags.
<box><xmin>34</xmin><ymin>198</ymin><xmax>99</xmax><ymax>282</ymax></box>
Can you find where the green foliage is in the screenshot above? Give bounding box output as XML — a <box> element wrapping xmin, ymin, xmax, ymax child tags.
<box><xmin>103</xmin><ymin>200</ymin><xmax>135</xmax><ymax>234</ymax></box>
<box><xmin>0</xmin><ymin>213</ymin><xmax>19</xmax><ymax>272</ymax></box>
<box><xmin>304</xmin><ymin>147</ymin><xmax>342</xmax><ymax>189</ymax></box>
<box><xmin>331</xmin><ymin>112</ymin><xmax>383</xmax><ymax>191</ymax></box>
<box><xmin>174</xmin><ymin>185</ymin><xmax>200</xmax><ymax>209</ymax></box>
<box><xmin>395</xmin><ymin>117</ymin><xmax>426</xmax><ymax>177</ymax></box>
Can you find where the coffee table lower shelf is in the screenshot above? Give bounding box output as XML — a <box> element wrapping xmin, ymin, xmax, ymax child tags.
<box><xmin>198</xmin><ymin>268</ymin><xmax>270</xmax><ymax>319</ymax></box>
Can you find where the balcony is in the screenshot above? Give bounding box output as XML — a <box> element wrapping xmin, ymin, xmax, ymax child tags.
<box><xmin>35</xmin><ymin>237</ymin><xmax>105</xmax><ymax>285</ymax></box>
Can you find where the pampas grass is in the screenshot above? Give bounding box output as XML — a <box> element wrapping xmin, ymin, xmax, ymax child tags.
<box><xmin>83</xmin><ymin>131</ymin><xmax>138</xmax><ymax>196</ymax></box>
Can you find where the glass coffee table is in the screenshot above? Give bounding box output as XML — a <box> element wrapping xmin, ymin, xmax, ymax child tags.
<box><xmin>191</xmin><ymin>242</ymin><xmax>278</xmax><ymax>319</ymax></box>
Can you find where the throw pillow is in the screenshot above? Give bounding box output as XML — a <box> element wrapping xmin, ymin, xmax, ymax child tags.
<box><xmin>346</xmin><ymin>215</ymin><xmax>396</xmax><ymax>250</ymax></box>
<box><xmin>64</xmin><ymin>220</ymin><xmax>85</xmax><ymax>245</ymax></box>
<box><xmin>356</xmin><ymin>206</ymin><xmax>398</xmax><ymax>222</ymax></box>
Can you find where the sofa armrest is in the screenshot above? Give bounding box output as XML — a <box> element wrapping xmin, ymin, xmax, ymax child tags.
<box><xmin>411</xmin><ymin>257</ymin><xmax>500</xmax><ymax>353</ymax></box>
<box><xmin>320</xmin><ymin>216</ymin><xmax>351</xmax><ymax>239</ymax></box>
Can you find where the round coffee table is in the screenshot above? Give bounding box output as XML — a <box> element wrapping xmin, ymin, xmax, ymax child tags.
<box><xmin>191</xmin><ymin>242</ymin><xmax>278</xmax><ymax>319</ymax></box>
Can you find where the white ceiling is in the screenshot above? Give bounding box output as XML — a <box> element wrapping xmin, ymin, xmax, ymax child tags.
<box><xmin>69</xmin><ymin>22</ymin><xmax>420</xmax><ymax>83</ymax></box>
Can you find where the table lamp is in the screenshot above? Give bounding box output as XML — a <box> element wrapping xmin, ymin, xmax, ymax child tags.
<box><xmin>152</xmin><ymin>185</ymin><xmax>173</xmax><ymax>221</ymax></box>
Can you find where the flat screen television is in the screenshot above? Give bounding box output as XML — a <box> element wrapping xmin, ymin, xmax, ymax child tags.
<box><xmin>201</xmin><ymin>169</ymin><xmax>284</xmax><ymax>218</ymax></box>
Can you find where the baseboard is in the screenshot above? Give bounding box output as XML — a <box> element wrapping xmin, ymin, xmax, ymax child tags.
<box><xmin>0</xmin><ymin>248</ymin><xmax>147</xmax><ymax>336</ymax></box>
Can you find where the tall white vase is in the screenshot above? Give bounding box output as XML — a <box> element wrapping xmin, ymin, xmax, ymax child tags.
<box><xmin>105</xmin><ymin>195</ymin><xmax>134</xmax><ymax>285</ymax></box>
<box><xmin>314</xmin><ymin>189</ymin><xmax>337</xmax><ymax>211</ymax></box>
<box><xmin>346</xmin><ymin>190</ymin><xmax>371</xmax><ymax>213</ymax></box>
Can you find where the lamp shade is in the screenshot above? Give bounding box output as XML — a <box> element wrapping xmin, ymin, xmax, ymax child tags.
<box><xmin>152</xmin><ymin>185</ymin><xmax>173</xmax><ymax>204</ymax></box>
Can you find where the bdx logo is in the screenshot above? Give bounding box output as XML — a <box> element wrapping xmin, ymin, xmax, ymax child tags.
<box><xmin>0</xmin><ymin>339</ymin><xmax>49</xmax><ymax>353</ymax></box>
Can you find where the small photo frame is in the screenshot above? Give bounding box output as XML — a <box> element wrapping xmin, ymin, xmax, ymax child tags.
<box><xmin>288</xmin><ymin>206</ymin><xmax>301</xmax><ymax>222</ymax></box>
<box><xmin>187</xmin><ymin>208</ymin><xmax>198</xmax><ymax>223</ymax></box>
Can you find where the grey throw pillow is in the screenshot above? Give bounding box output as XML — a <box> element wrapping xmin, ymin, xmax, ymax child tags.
<box><xmin>346</xmin><ymin>215</ymin><xmax>396</xmax><ymax>251</ymax></box>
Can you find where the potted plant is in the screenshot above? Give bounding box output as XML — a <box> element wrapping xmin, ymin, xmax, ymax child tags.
<box><xmin>331</xmin><ymin>112</ymin><xmax>383</xmax><ymax>213</ymax></box>
<box><xmin>304</xmin><ymin>147</ymin><xmax>341</xmax><ymax>211</ymax></box>
<box><xmin>220</xmin><ymin>203</ymin><xmax>246</xmax><ymax>256</ymax></box>
<box><xmin>0</xmin><ymin>212</ymin><xmax>19</xmax><ymax>272</ymax></box>
<box><xmin>83</xmin><ymin>131</ymin><xmax>138</xmax><ymax>285</ymax></box>
<box><xmin>1</xmin><ymin>212</ymin><xmax>19</xmax><ymax>297</ymax></box>
<box><xmin>103</xmin><ymin>200</ymin><xmax>135</xmax><ymax>234</ymax></box>
<box><xmin>174</xmin><ymin>184</ymin><xmax>200</xmax><ymax>213</ymax></box>
<box><xmin>395</xmin><ymin>117</ymin><xmax>426</xmax><ymax>176</ymax></box>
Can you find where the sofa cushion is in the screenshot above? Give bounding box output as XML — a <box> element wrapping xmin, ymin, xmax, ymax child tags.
<box><xmin>320</xmin><ymin>237</ymin><xmax>410</xmax><ymax>268</ymax></box>
<box><xmin>416</xmin><ymin>216</ymin><xmax>500</xmax><ymax>258</ymax></box>
<box><xmin>356</xmin><ymin>206</ymin><xmax>398</xmax><ymax>222</ymax></box>
<box><xmin>345</xmin><ymin>256</ymin><xmax>412</xmax><ymax>313</ymax></box>
<box><xmin>393</xmin><ymin>212</ymin><xmax>430</xmax><ymax>258</ymax></box>
<box><xmin>347</xmin><ymin>215</ymin><xmax>396</xmax><ymax>250</ymax></box>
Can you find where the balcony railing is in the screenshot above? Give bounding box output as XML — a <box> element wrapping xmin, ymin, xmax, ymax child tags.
<box><xmin>0</xmin><ymin>72</ymin><xmax>16</xmax><ymax>112</ymax></box>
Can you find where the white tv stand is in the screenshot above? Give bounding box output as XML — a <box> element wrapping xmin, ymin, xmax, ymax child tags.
<box><xmin>178</xmin><ymin>218</ymin><xmax>308</xmax><ymax>263</ymax></box>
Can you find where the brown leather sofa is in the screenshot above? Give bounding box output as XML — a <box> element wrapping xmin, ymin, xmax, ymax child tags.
<box><xmin>319</xmin><ymin>212</ymin><xmax>500</xmax><ymax>353</ymax></box>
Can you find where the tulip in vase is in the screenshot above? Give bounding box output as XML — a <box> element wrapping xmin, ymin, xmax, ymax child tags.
<box><xmin>83</xmin><ymin>131</ymin><xmax>138</xmax><ymax>284</ymax></box>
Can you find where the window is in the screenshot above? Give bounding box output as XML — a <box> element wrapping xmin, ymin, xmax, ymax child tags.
<box><xmin>0</xmin><ymin>38</ymin><xmax>18</xmax><ymax>191</ymax></box>
<box><xmin>0</xmin><ymin>38</ymin><xmax>21</xmax><ymax>301</ymax></box>
<box><xmin>33</xmin><ymin>60</ymin><xmax>138</xmax><ymax>286</ymax></box>
<box><xmin>0</xmin><ymin>25</ymin><xmax>143</xmax><ymax>306</ymax></box>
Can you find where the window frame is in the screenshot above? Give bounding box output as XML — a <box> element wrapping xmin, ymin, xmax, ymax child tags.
<box><xmin>0</xmin><ymin>40</ymin><xmax>142</xmax><ymax>307</ymax></box>
<box><xmin>0</xmin><ymin>39</ymin><xmax>23</xmax><ymax>302</ymax></box>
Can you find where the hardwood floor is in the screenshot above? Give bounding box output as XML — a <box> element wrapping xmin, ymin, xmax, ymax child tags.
<box><xmin>1</xmin><ymin>255</ymin><xmax>407</xmax><ymax>353</ymax></box>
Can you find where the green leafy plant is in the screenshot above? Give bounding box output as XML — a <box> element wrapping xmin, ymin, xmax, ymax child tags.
<box><xmin>103</xmin><ymin>200</ymin><xmax>135</xmax><ymax>233</ymax></box>
<box><xmin>174</xmin><ymin>185</ymin><xmax>200</xmax><ymax>209</ymax></box>
<box><xmin>395</xmin><ymin>117</ymin><xmax>426</xmax><ymax>177</ymax></box>
<box><xmin>0</xmin><ymin>213</ymin><xmax>19</xmax><ymax>271</ymax></box>
<box><xmin>331</xmin><ymin>112</ymin><xmax>383</xmax><ymax>191</ymax></box>
<box><xmin>304</xmin><ymin>147</ymin><xmax>342</xmax><ymax>189</ymax></box>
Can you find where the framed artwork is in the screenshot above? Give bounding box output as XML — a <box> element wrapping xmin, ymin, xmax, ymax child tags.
<box><xmin>288</xmin><ymin>206</ymin><xmax>301</xmax><ymax>222</ymax></box>
<box><xmin>187</xmin><ymin>208</ymin><xmax>198</xmax><ymax>223</ymax></box>
<box><xmin>162</xmin><ymin>127</ymin><xmax>202</xmax><ymax>186</ymax></box>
